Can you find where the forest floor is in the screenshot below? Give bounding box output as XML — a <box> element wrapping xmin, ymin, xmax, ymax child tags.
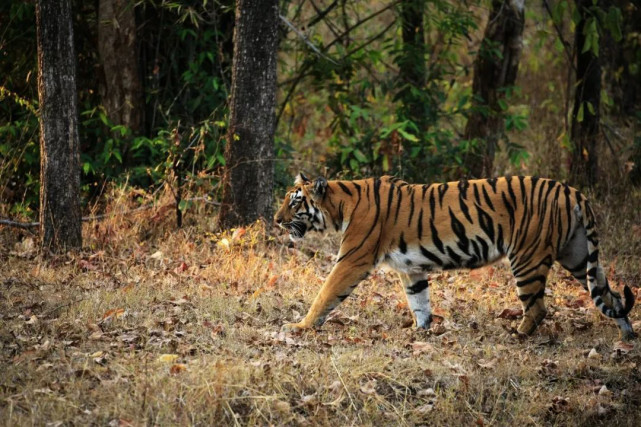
<box><xmin>1</xmin><ymin>186</ymin><xmax>641</xmax><ymax>426</ymax></box>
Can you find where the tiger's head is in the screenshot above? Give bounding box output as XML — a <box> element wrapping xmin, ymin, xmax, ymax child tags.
<box><xmin>274</xmin><ymin>173</ymin><xmax>328</xmax><ymax>241</ymax></box>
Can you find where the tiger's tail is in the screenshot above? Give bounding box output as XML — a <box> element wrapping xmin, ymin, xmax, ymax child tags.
<box><xmin>579</xmin><ymin>198</ymin><xmax>634</xmax><ymax>319</ymax></box>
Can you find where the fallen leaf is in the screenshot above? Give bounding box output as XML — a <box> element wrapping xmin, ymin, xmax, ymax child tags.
<box><xmin>157</xmin><ymin>354</ymin><xmax>179</xmax><ymax>363</ymax></box>
<box><xmin>477</xmin><ymin>358</ymin><xmax>497</xmax><ymax>369</ymax></box>
<box><xmin>411</xmin><ymin>341</ymin><xmax>435</xmax><ymax>356</ymax></box>
<box><xmin>497</xmin><ymin>308</ymin><xmax>523</xmax><ymax>319</ymax></box>
<box><xmin>102</xmin><ymin>308</ymin><xmax>125</xmax><ymax>321</ymax></box>
<box><xmin>174</xmin><ymin>262</ymin><xmax>189</xmax><ymax>274</ymax></box>
<box><xmin>587</xmin><ymin>348</ymin><xmax>600</xmax><ymax>359</ymax></box>
<box><xmin>415</xmin><ymin>403</ymin><xmax>434</xmax><ymax>414</ymax></box>
<box><xmin>170</xmin><ymin>364</ymin><xmax>187</xmax><ymax>374</ymax></box>
<box><xmin>217</xmin><ymin>238</ymin><xmax>230</xmax><ymax>250</ymax></box>
<box><xmin>232</xmin><ymin>227</ymin><xmax>246</xmax><ymax>241</ymax></box>
<box><xmin>359</xmin><ymin>379</ymin><xmax>378</xmax><ymax>395</ymax></box>
<box><xmin>613</xmin><ymin>341</ymin><xmax>634</xmax><ymax>354</ymax></box>
<box><xmin>273</xmin><ymin>400</ymin><xmax>291</xmax><ymax>414</ymax></box>
<box><xmin>266</xmin><ymin>275</ymin><xmax>278</xmax><ymax>289</ymax></box>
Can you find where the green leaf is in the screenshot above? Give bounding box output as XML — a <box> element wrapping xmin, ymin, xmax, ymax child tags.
<box><xmin>397</xmin><ymin>128</ymin><xmax>419</xmax><ymax>142</ymax></box>
<box><xmin>178</xmin><ymin>200</ymin><xmax>192</xmax><ymax>212</ymax></box>
<box><xmin>353</xmin><ymin>149</ymin><xmax>368</xmax><ymax>163</ymax></box>
<box><xmin>382</xmin><ymin>155</ymin><xmax>389</xmax><ymax>172</ymax></box>
<box><xmin>577</xmin><ymin>103</ymin><xmax>584</xmax><ymax>123</ymax></box>
<box><xmin>586</xmin><ymin>101</ymin><xmax>595</xmax><ymax>116</ymax></box>
<box><xmin>605</xmin><ymin>7</ymin><xmax>623</xmax><ymax>42</ymax></box>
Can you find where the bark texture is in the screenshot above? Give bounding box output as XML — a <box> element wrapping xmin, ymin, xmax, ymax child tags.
<box><xmin>569</xmin><ymin>0</ymin><xmax>601</xmax><ymax>188</ymax></box>
<box><xmin>218</xmin><ymin>0</ymin><xmax>278</xmax><ymax>228</ymax></box>
<box><xmin>36</xmin><ymin>0</ymin><xmax>82</xmax><ymax>251</ymax></box>
<box><xmin>398</xmin><ymin>0</ymin><xmax>427</xmax><ymax>131</ymax></box>
<box><xmin>98</xmin><ymin>0</ymin><xmax>143</xmax><ymax>133</ymax></box>
<box><xmin>464</xmin><ymin>0</ymin><xmax>524</xmax><ymax>178</ymax></box>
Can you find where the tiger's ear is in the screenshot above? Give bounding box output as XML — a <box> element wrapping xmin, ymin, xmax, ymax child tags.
<box><xmin>312</xmin><ymin>176</ymin><xmax>328</xmax><ymax>200</ymax></box>
<box><xmin>294</xmin><ymin>173</ymin><xmax>310</xmax><ymax>186</ymax></box>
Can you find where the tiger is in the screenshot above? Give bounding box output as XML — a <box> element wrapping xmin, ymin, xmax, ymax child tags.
<box><xmin>274</xmin><ymin>173</ymin><xmax>636</xmax><ymax>340</ymax></box>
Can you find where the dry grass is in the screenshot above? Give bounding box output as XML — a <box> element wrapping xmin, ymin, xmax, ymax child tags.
<box><xmin>1</xmin><ymin>186</ymin><xmax>641</xmax><ymax>426</ymax></box>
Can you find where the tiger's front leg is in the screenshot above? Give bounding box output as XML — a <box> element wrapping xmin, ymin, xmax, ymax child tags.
<box><xmin>282</xmin><ymin>260</ymin><xmax>372</xmax><ymax>332</ymax></box>
<box><xmin>400</xmin><ymin>273</ymin><xmax>432</xmax><ymax>329</ymax></box>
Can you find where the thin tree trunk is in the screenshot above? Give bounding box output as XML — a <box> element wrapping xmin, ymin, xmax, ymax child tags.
<box><xmin>464</xmin><ymin>0</ymin><xmax>524</xmax><ymax>178</ymax></box>
<box><xmin>569</xmin><ymin>0</ymin><xmax>601</xmax><ymax>188</ymax></box>
<box><xmin>36</xmin><ymin>0</ymin><xmax>82</xmax><ymax>251</ymax></box>
<box><xmin>98</xmin><ymin>0</ymin><xmax>143</xmax><ymax>133</ymax></box>
<box><xmin>218</xmin><ymin>0</ymin><xmax>278</xmax><ymax>228</ymax></box>
<box><xmin>398</xmin><ymin>0</ymin><xmax>427</xmax><ymax>132</ymax></box>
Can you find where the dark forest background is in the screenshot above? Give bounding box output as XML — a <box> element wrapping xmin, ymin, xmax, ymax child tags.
<box><xmin>1</xmin><ymin>0</ymin><xmax>640</xmax><ymax>229</ymax></box>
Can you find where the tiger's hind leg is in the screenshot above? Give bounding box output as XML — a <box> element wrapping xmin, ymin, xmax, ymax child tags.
<box><xmin>559</xmin><ymin>224</ymin><xmax>636</xmax><ymax>340</ymax></box>
<box><xmin>509</xmin><ymin>255</ymin><xmax>552</xmax><ymax>336</ymax></box>
<box><xmin>400</xmin><ymin>273</ymin><xmax>432</xmax><ymax>329</ymax></box>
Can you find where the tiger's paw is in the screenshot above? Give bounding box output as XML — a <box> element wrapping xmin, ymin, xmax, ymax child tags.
<box><xmin>281</xmin><ymin>322</ymin><xmax>307</xmax><ymax>333</ymax></box>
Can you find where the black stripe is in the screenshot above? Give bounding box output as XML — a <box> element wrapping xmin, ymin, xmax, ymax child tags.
<box><xmin>473</xmin><ymin>183</ymin><xmax>481</xmax><ymax>206</ymax></box>
<box><xmin>516</xmin><ymin>275</ymin><xmax>546</xmax><ymax>287</ymax></box>
<box><xmin>446</xmin><ymin>247</ymin><xmax>462</xmax><ymax>265</ymax></box>
<box><xmin>487</xmin><ymin>178</ymin><xmax>498</xmax><ymax>193</ymax></box>
<box><xmin>449</xmin><ymin>208</ymin><xmax>470</xmax><ymax>255</ymax></box>
<box><xmin>337</xmin><ymin>178</ymin><xmax>381</xmax><ymax>262</ymax></box>
<box><xmin>518</xmin><ymin>176</ymin><xmax>526</xmax><ymax>205</ymax></box>
<box><xmin>501</xmin><ymin>192</ymin><xmax>515</xmax><ymax>229</ymax></box>
<box><xmin>430</xmin><ymin>220</ymin><xmax>445</xmax><ymax>254</ymax></box>
<box><xmin>338</xmin><ymin>181</ymin><xmax>352</xmax><ymax>196</ymax></box>
<box><xmin>497</xmin><ymin>224</ymin><xmax>505</xmax><ymax>253</ymax></box>
<box><xmin>429</xmin><ymin>187</ymin><xmax>436</xmax><ymax>218</ymax></box>
<box><xmin>458</xmin><ymin>179</ymin><xmax>469</xmax><ymax>199</ymax></box>
<box><xmin>353</xmin><ymin>182</ymin><xmax>361</xmax><ymax>196</ymax></box>
<box><xmin>587</xmin><ymin>250</ymin><xmax>598</xmax><ymax>263</ymax></box>
<box><xmin>399</xmin><ymin>233</ymin><xmax>407</xmax><ymax>254</ymax></box>
<box><xmin>506</xmin><ymin>176</ymin><xmax>518</xmax><ymax>211</ymax></box>
<box><xmin>459</xmin><ymin>195</ymin><xmax>473</xmax><ymax>224</ymax></box>
<box><xmin>476</xmin><ymin>236</ymin><xmax>489</xmax><ymax>262</ymax></box>
<box><xmin>420</xmin><ymin>245</ymin><xmax>443</xmax><ymax>266</ymax></box>
<box><xmin>407</xmin><ymin>279</ymin><xmax>429</xmax><ymax>295</ymax></box>
<box><xmin>417</xmin><ymin>209</ymin><xmax>423</xmax><ymax>240</ymax></box>
<box><xmin>394</xmin><ymin>187</ymin><xmax>403</xmax><ymax>224</ymax></box>
<box><xmin>386</xmin><ymin>182</ymin><xmax>395</xmax><ymax>222</ymax></box>
<box><xmin>408</xmin><ymin>191</ymin><xmax>415</xmax><ymax>226</ymax></box>
<box><xmin>438</xmin><ymin>183</ymin><xmax>448</xmax><ymax>207</ymax></box>
<box><xmin>477</xmin><ymin>206</ymin><xmax>495</xmax><ymax>244</ymax></box>
<box><xmin>525</xmin><ymin>288</ymin><xmax>545</xmax><ymax>311</ymax></box>
<box><xmin>482</xmin><ymin>184</ymin><xmax>495</xmax><ymax>211</ymax></box>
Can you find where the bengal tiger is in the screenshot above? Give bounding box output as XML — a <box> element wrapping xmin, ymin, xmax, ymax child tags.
<box><xmin>274</xmin><ymin>174</ymin><xmax>636</xmax><ymax>340</ymax></box>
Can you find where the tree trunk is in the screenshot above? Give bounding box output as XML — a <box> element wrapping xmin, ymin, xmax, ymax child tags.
<box><xmin>98</xmin><ymin>0</ymin><xmax>143</xmax><ymax>133</ymax></box>
<box><xmin>36</xmin><ymin>0</ymin><xmax>82</xmax><ymax>251</ymax></box>
<box><xmin>463</xmin><ymin>0</ymin><xmax>524</xmax><ymax>178</ymax></box>
<box><xmin>397</xmin><ymin>0</ymin><xmax>427</xmax><ymax>132</ymax></box>
<box><xmin>601</xmin><ymin>0</ymin><xmax>641</xmax><ymax>116</ymax></box>
<box><xmin>218</xmin><ymin>0</ymin><xmax>278</xmax><ymax>228</ymax></box>
<box><xmin>569</xmin><ymin>0</ymin><xmax>601</xmax><ymax>188</ymax></box>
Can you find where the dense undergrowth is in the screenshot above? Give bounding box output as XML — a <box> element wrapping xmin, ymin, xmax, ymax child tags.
<box><xmin>1</xmin><ymin>185</ymin><xmax>640</xmax><ymax>425</ymax></box>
